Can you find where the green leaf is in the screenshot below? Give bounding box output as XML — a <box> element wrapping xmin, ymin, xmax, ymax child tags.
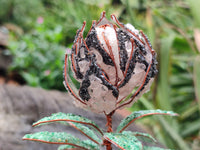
<box><xmin>193</xmin><ymin>56</ymin><xmax>200</xmax><ymax>114</ymax></box>
<box><xmin>23</xmin><ymin>131</ymin><xmax>99</xmax><ymax>150</ymax></box>
<box><xmin>154</xmin><ymin>10</ymin><xmax>177</xmax><ymax>27</ymax></box>
<box><xmin>180</xmin><ymin>104</ymin><xmax>199</xmax><ymax>120</ymax></box>
<box><xmin>140</xmin><ymin>97</ymin><xmax>190</xmax><ymax>150</ymax></box>
<box><xmin>104</xmin><ymin>131</ymin><xmax>142</xmax><ymax>150</ymax></box>
<box><xmin>129</xmin><ymin>132</ymin><xmax>157</xmax><ymax>143</ymax></box>
<box><xmin>187</xmin><ymin>0</ymin><xmax>200</xmax><ymax>27</ymax></box>
<box><xmin>58</xmin><ymin>145</ymin><xmax>75</xmax><ymax>150</ymax></box>
<box><xmin>157</xmin><ymin>35</ymin><xmax>175</xmax><ymax>110</ymax></box>
<box><xmin>33</xmin><ymin>112</ymin><xmax>103</xmax><ymax>135</ymax></box>
<box><xmin>79</xmin><ymin>0</ymin><xmax>111</xmax><ymax>6</ymax></box>
<box><xmin>22</xmin><ymin>72</ymin><xmax>40</xmax><ymax>87</ymax></box>
<box><xmin>143</xmin><ymin>146</ymin><xmax>171</xmax><ymax>150</ymax></box>
<box><xmin>116</xmin><ymin>110</ymin><xmax>177</xmax><ymax>133</ymax></box>
<box><xmin>58</xmin><ymin>140</ymin><xmax>100</xmax><ymax>150</ymax></box>
<box><xmin>158</xmin><ymin>117</ymin><xmax>190</xmax><ymax>150</ymax></box>
<box><xmin>181</xmin><ymin>119</ymin><xmax>200</xmax><ymax>137</ymax></box>
<box><xmin>67</xmin><ymin>122</ymin><xmax>101</xmax><ymax>144</ymax></box>
<box><xmin>23</xmin><ymin>131</ymin><xmax>77</xmax><ymax>143</ymax></box>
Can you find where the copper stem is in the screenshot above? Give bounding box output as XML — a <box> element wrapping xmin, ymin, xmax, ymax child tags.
<box><xmin>104</xmin><ymin>111</ymin><xmax>115</xmax><ymax>150</ymax></box>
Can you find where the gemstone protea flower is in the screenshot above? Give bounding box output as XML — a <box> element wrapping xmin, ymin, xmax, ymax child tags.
<box><xmin>64</xmin><ymin>12</ymin><xmax>157</xmax><ymax>114</ymax></box>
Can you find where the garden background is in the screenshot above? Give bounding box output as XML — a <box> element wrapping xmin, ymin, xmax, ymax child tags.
<box><xmin>0</xmin><ymin>0</ymin><xmax>200</xmax><ymax>149</ymax></box>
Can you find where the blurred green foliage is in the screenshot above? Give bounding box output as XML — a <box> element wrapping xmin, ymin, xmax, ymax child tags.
<box><xmin>9</xmin><ymin>23</ymin><xmax>65</xmax><ymax>90</ymax></box>
<box><xmin>0</xmin><ymin>0</ymin><xmax>45</xmax><ymax>30</ymax></box>
<box><xmin>1</xmin><ymin>0</ymin><xmax>200</xmax><ymax>149</ymax></box>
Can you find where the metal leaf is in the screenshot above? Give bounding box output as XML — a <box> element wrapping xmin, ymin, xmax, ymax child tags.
<box><xmin>58</xmin><ymin>140</ymin><xmax>100</xmax><ymax>150</ymax></box>
<box><xmin>67</xmin><ymin>122</ymin><xmax>101</xmax><ymax>144</ymax></box>
<box><xmin>104</xmin><ymin>131</ymin><xmax>142</xmax><ymax>150</ymax></box>
<box><xmin>32</xmin><ymin>112</ymin><xmax>103</xmax><ymax>135</ymax></box>
<box><xmin>127</xmin><ymin>131</ymin><xmax>157</xmax><ymax>143</ymax></box>
<box><xmin>23</xmin><ymin>131</ymin><xmax>99</xmax><ymax>150</ymax></box>
<box><xmin>58</xmin><ymin>145</ymin><xmax>75</xmax><ymax>150</ymax></box>
<box><xmin>116</xmin><ymin>109</ymin><xmax>178</xmax><ymax>133</ymax></box>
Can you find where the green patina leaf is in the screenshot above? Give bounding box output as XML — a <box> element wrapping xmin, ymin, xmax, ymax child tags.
<box><xmin>58</xmin><ymin>140</ymin><xmax>100</xmax><ymax>150</ymax></box>
<box><xmin>104</xmin><ymin>131</ymin><xmax>142</xmax><ymax>150</ymax></box>
<box><xmin>58</xmin><ymin>145</ymin><xmax>75</xmax><ymax>150</ymax></box>
<box><xmin>125</xmin><ymin>131</ymin><xmax>157</xmax><ymax>143</ymax></box>
<box><xmin>67</xmin><ymin>122</ymin><xmax>102</xmax><ymax>144</ymax></box>
<box><xmin>33</xmin><ymin>112</ymin><xmax>103</xmax><ymax>135</ymax></box>
<box><xmin>23</xmin><ymin>131</ymin><xmax>99</xmax><ymax>150</ymax></box>
<box><xmin>143</xmin><ymin>146</ymin><xmax>172</xmax><ymax>150</ymax></box>
<box><xmin>116</xmin><ymin>109</ymin><xmax>177</xmax><ymax>133</ymax></box>
<box><xmin>23</xmin><ymin>131</ymin><xmax>79</xmax><ymax>143</ymax></box>
<box><xmin>33</xmin><ymin>112</ymin><xmax>97</xmax><ymax>127</ymax></box>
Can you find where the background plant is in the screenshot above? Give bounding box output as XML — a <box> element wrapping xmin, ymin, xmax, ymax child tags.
<box><xmin>9</xmin><ymin>23</ymin><xmax>66</xmax><ymax>90</ymax></box>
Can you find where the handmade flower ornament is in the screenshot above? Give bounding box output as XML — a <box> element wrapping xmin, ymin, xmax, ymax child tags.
<box><xmin>63</xmin><ymin>12</ymin><xmax>158</xmax><ymax>114</ymax></box>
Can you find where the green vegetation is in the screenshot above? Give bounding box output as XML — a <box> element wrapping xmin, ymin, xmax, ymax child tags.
<box><xmin>1</xmin><ymin>0</ymin><xmax>200</xmax><ymax>149</ymax></box>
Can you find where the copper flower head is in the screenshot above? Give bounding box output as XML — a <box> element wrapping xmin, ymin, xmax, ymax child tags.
<box><xmin>64</xmin><ymin>12</ymin><xmax>157</xmax><ymax>114</ymax></box>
